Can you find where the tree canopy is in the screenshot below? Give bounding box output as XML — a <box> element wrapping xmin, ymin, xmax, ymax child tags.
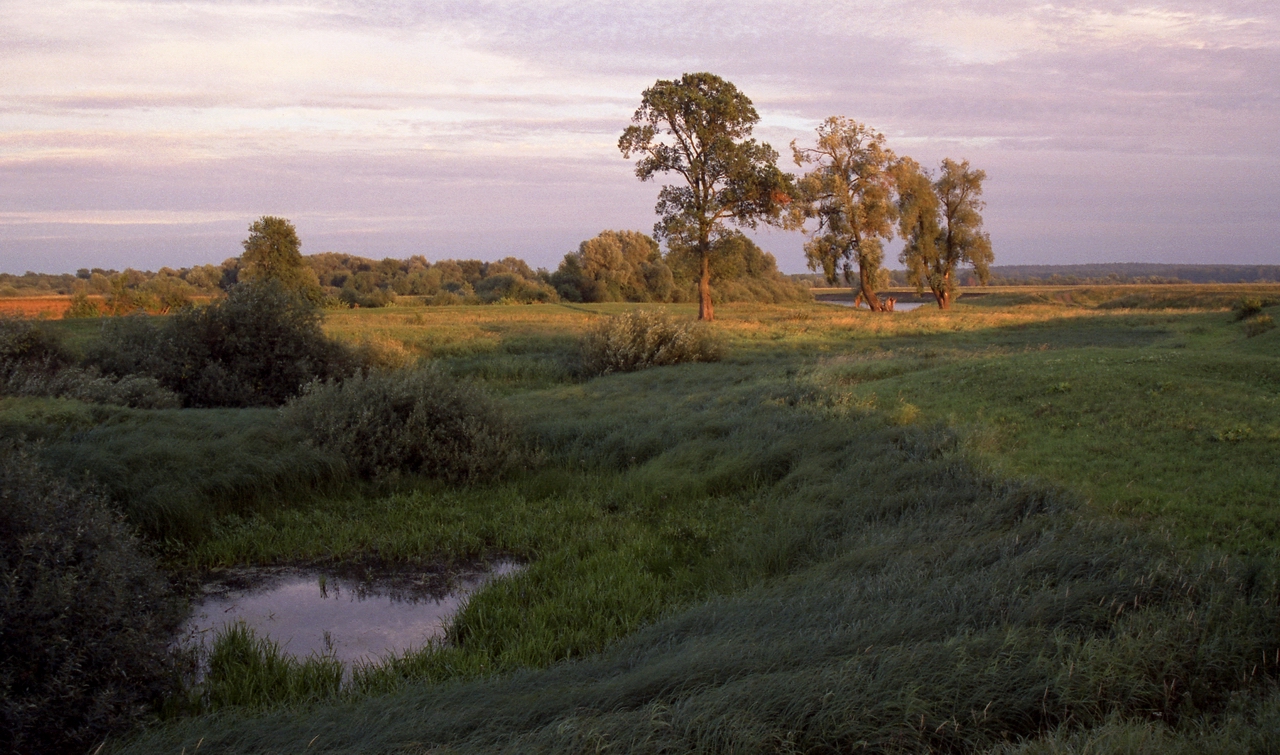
<box><xmin>898</xmin><ymin>158</ymin><xmax>992</xmax><ymax>309</ymax></box>
<box><xmin>792</xmin><ymin>117</ymin><xmax>898</xmax><ymax>312</ymax></box>
<box><xmin>238</xmin><ymin>216</ymin><xmax>321</xmax><ymax>299</ymax></box>
<box><xmin>620</xmin><ymin>72</ymin><xmax>793</xmax><ymax>321</ymax></box>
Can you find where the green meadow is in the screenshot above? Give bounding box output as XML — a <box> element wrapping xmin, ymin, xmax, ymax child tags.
<box><xmin>5</xmin><ymin>284</ymin><xmax>1280</xmax><ymax>753</ymax></box>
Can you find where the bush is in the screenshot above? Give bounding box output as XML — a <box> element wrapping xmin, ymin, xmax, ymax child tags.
<box><xmin>0</xmin><ymin>316</ymin><xmax>72</xmax><ymax>385</ymax></box>
<box><xmin>579</xmin><ymin>309</ymin><xmax>722</xmax><ymax>376</ymax></box>
<box><xmin>0</xmin><ymin>446</ymin><xmax>183</xmax><ymax>755</ymax></box>
<box><xmin>90</xmin><ymin>280</ymin><xmax>358</xmax><ymax>407</ymax></box>
<box><xmin>5</xmin><ymin>366</ymin><xmax>179</xmax><ymax>409</ymax></box>
<box><xmin>1243</xmin><ymin>313</ymin><xmax>1275</xmax><ymax>338</ymax></box>
<box><xmin>280</xmin><ymin>366</ymin><xmax>519</xmax><ymax>481</ymax></box>
<box><xmin>1233</xmin><ymin>297</ymin><xmax>1264</xmax><ymax>321</ymax></box>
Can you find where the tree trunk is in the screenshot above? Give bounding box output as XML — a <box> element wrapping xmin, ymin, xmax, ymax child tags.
<box><xmin>933</xmin><ymin>270</ymin><xmax>952</xmax><ymax>309</ymax></box>
<box><xmin>859</xmin><ymin>266</ymin><xmax>883</xmax><ymax>312</ymax></box>
<box><xmin>698</xmin><ymin>251</ymin><xmax>714</xmax><ymax>321</ymax></box>
<box><xmin>932</xmin><ymin>287</ymin><xmax>950</xmax><ymax>309</ymax></box>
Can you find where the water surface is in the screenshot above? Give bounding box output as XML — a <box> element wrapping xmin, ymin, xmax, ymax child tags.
<box><xmin>182</xmin><ymin>561</ymin><xmax>520</xmax><ymax>665</ymax></box>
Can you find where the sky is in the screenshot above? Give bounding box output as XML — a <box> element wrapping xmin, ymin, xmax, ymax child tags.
<box><xmin>1</xmin><ymin>0</ymin><xmax>1277</xmax><ymax>275</ymax></box>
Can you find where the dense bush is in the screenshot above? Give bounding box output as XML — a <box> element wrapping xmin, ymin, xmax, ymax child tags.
<box><xmin>0</xmin><ymin>316</ymin><xmax>72</xmax><ymax>384</ymax></box>
<box><xmin>579</xmin><ymin>309</ymin><xmax>723</xmax><ymax>376</ymax></box>
<box><xmin>280</xmin><ymin>366</ymin><xmax>519</xmax><ymax>481</ymax></box>
<box><xmin>0</xmin><ymin>447</ymin><xmax>183</xmax><ymax>755</ymax></box>
<box><xmin>1233</xmin><ymin>297</ymin><xmax>1265</xmax><ymax>321</ymax></box>
<box><xmin>90</xmin><ymin>280</ymin><xmax>357</xmax><ymax>407</ymax></box>
<box><xmin>0</xmin><ymin>316</ymin><xmax>175</xmax><ymax>408</ymax></box>
<box><xmin>5</xmin><ymin>366</ymin><xmax>179</xmax><ymax>409</ymax></box>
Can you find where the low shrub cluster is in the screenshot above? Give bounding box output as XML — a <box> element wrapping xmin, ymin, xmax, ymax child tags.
<box><xmin>1233</xmin><ymin>297</ymin><xmax>1265</xmax><ymax>321</ymax></box>
<box><xmin>0</xmin><ymin>447</ymin><xmax>183</xmax><ymax>755</ymax></box>
<box><xmin>280</xmin><ymin>366</ymin><xmax>519</xmax><ymax>481</ymax></box>
<box><xmin>579</xmin><ymin>309</ymin><xmax>722</xmax><ymax>376</ymax></box>
<box><xmin>1</xmin><ymin>316</ymin><xmax>177</xmax><ymax>408</ymax></box>
<box><xmin>1243</xmin><ymin>313</ymin><xmax>1275</xmax><ymax>338</ymax></box>
<box><xmin>90</xmin><ymin>280</ymin><xmax>358</xmax><ymax>407</ymax></box>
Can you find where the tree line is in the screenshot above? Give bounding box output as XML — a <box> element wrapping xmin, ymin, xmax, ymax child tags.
<box><xmin>621</xmin><ymin>73</ymin><xmax>992</xmax><ymax>319</ymax></box>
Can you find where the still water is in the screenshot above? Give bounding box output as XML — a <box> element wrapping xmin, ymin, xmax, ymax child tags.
<box><xmin>822</xmin><ymin>300</ymin><xmax>925</xmax><ymax>311</ymax></box>
<box><xmin>182</xmin><ymin>561</ymin><xmax>521</xmax><ymax>664</ymax></box>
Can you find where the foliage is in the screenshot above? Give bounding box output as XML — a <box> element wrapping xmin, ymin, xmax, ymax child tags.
<box><xmin>238</xmin><ymin>216</ymin><xmax>322</xmax><ymax>300</ymax></box>
<box><xmin>898</xmin><ymin>157</ymin><xmax>993</xmax><ymax>309</ymax></box>
<box><xmin>793</xmin><ymin>116</ymin><xmax>900</xmax><ymax>311</ymax></box>
<box><xmin>0</xmin><ymin>315</ymin><xmax>72</xmax><ymax>384</ymax></box>
<box><xmin>1243</xmin><ymin>313</ymin><xmax>1274</xmax><ymax>337</ymax></box>
<box><xmin>668</xmin><ymin>232</ymin><xmax>812</xmax><ymax>305</ymax></box>
<box><xmin>579</xmin><ymin>309</ymin><xmax>722</xmax><ymax>376</ymax></box>
<box><xmin>0</xmin><ymin>446</ymin><xmax>183</xmax><ymax>755</ymax></box>
<box><xmin>89</xmin><ymin>280</ymin><xmax>356</xmax><ymax>407</ymax></box>
<box><xmin>5</xmin><ymin>367</ymin><xmax>179</xmax><ymax>409</ymax></box>
<box><xmin>280</xmin><ymin>366</ymin><xmax>520</xmax><ymax>482</ymax></box>
<box><xmin>63</xmin><ymin>290</ymin><xmax>102</xmax><ymax>318</ymax></box>
<box><xmin>1234</xmin><ymin>297</ymin><xmax>1264</xmax><ymax>321</ymax></box>
<box><xmin>552</xmin><ymin>231</ymin><xmax>675</xmax><ymax>303</ymax></box>
<box><xmin>0</xmin><ymin>398</ymin><xmax>346</xmax><ymax>543</ymax></box>
<box><xmin>620</xmin><ymin>72</ymin><xmax>794</xmax><ymax>321</ymax></box>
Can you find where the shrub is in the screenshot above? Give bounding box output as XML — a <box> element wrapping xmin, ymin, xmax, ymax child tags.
<box><xmin>0</xmin><ymin>446</ymin><xmax>183</xmax><ymax>755</ymax></box>
<box><xmin>579</xmin><ymin>309</ymin><xmax>722</xmax><ymax>376</ymax></box>
<box><xmin>62</xmin><ymin>291</ymin><xmax>102</xmax><ymax>319</ymax></box>
<box><xmin>5</xmin><ymin>366</ymin><xmax>180</xmax><ymax>409</ymax></box>
<box><xmin>1243</xmin><ymin>313</ymin><xmax>1275</xmax><ymax>338</ymax></box>
<box><xmin>89</xmin><ymin>280</ymin><xmax>359</xmax><ymax>407</ymax></box>
<box><xmin>0</xmin><ymin>316</ymin><xmax>71</xmax><ymax>384</ymax></box>
<box><xmin>1233</xmin><ymin>297</ymin><xmax>1264</xmax><ymax>321</ymax></box>
<box><xmin>280</xmin><ymin>366</ymin><xmax>519</xmax><ymax>481</ymax></box>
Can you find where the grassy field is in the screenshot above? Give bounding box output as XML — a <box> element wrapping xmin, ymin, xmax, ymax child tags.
<box><xmin>6</xmin><ymin>284</ymin><xmax>1280</xmax><ymax>752</ymax></box>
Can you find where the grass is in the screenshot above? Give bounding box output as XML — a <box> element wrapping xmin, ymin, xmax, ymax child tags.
<box><xmin>6</xmin><ymin>284</ymin><xmax>1279</xmax><ymax>752</ymax></box>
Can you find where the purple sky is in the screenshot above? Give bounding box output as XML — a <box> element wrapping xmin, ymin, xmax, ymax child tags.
<box><xmin>2</xmin><ymin>0</ymin><xmax>1277</xmax><ymax>275</ymax></box>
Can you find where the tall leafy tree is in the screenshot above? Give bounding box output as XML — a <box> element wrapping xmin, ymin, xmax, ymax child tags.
<box><xmin>792</xmin><ymin>117</ymin><xmax>899</xmax><ymax>312</ymax></box>
<box><xmin>898</xmin><ymin>158</ymin><xmax>993</xmax><ymax>309</ymax></box>
<box><xmin>619</xmin><ymin>72</ymin><xmax>792</xmax><ymax>321</ymax></box>
<box><xmin>238</xmin><ymin>216</ymin><xmax>320</xmax><ymax>299</ymax></box>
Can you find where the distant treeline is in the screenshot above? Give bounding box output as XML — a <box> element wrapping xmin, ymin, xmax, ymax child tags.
<box><xmin>986</xmin><ymin>264</ymin><xmax>1280</xmax><ymax>285</ymax></box>
<box><xmin>790</xmin><ymin>263</ymin><xmax>1280</xmax><ymax>288</ymax></box>
<box><xmin>0</xmin><ymin>230</ymin><xmax>808</xmax><ymax>311</ymax></box>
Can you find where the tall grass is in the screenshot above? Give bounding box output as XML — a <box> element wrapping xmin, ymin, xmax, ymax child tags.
<box><xmin>12</xmin><ymin>289</ymin><xmax>1275</xmax><ymax>752</ymax></box>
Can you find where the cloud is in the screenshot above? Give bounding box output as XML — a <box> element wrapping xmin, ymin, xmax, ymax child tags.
<box><xmin>1</xmin><ymin>0</ymin><xmax>1277</xmax><ymax>273</ymax></box>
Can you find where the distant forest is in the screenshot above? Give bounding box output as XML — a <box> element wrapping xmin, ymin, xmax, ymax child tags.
<box><xmin>3</xmin><ymin>258</ymin><xmax>1275</xmax><ymax>308</ymax></box>
<box><xmin>790</xmin><ymin>263</ymin><xmax>1280</xmax><ymax>288</ymax></box>
<box><xmin>0</xmin><ymin>231</ymin><xmax>809</xmax><ymax>311</ymax></box>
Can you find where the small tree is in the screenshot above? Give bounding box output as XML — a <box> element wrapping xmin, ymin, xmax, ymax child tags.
<box><xmin>898</xmin><ymin>158</ymin><xmax>992</xmax><ymax>309</ymax></box>
<box><xmin>793</xmin><ymin>117</ymin><xmax>898</xmax><ymax>312</ymax></box>
<box><xmin>620</xmin><ymin>72</ymin><xmax>793</xmax><ymax>321</ymax></box>
<box><xmin>239</xmin><ymin>216</ymin><xmax>321</xmax><ymax>299</ymax></box>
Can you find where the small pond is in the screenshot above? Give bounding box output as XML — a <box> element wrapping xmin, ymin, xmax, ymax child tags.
<box><xmin>180</xmin><ymin>560</ymin><xmax>521</xmax><ymax>666</ymax></box>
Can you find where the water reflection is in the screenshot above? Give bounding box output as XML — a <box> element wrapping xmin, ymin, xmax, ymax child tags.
<box><xmin>820</xmin><ymin>299</ymin><xmax>926</xmax><ymax>311</ymax></box>
<box><xmin>182</xmin><ymin>561</ymin><xmax>520</xmax><ymax>665</ymax></box>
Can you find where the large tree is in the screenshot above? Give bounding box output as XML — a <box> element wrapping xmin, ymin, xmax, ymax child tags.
<box><xmin>238</xmin><ymin>216</ymin><xmax>320</xmax><ymax>299</ymax></box>
<box><xmin>619</xmin><ymin>72</ymin><xmax>792</xmax><ymax>321</ymax></box>
<box><xmin>898</xmin><ymin>158</ymin><xmax>992</xmax><ymax>309</ymax></box>
<box><xmin>792</xmin><ymin>117</ymin><xmax>898</xmax><ymax>312</ymax></box>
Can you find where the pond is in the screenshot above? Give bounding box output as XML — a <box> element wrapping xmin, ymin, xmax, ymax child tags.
<box><xmin>180</xmin><ymin>560</ymin><xmax>521</xmax><ymax>666</ymax></box>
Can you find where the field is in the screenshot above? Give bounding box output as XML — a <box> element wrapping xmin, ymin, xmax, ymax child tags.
<box><xmin>5</xmin><ymin>284</ymin><xmax>1280</xmax><ymax>753</ymax></box>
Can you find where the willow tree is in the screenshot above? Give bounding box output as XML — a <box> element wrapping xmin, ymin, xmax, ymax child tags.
<box><xmin>792</xmin><ymin>117</ymin><xmax>898</xmax><ymax>312</ymax></box>
<box><xmin>898</xmin><ymin>158</ymin><xmax>992</xmax><ymax>309</ymax></box>
<box><xmin>619</xmin><ymin>72</ymin><xmax>792</xmax><ymax>321</ymax></box>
